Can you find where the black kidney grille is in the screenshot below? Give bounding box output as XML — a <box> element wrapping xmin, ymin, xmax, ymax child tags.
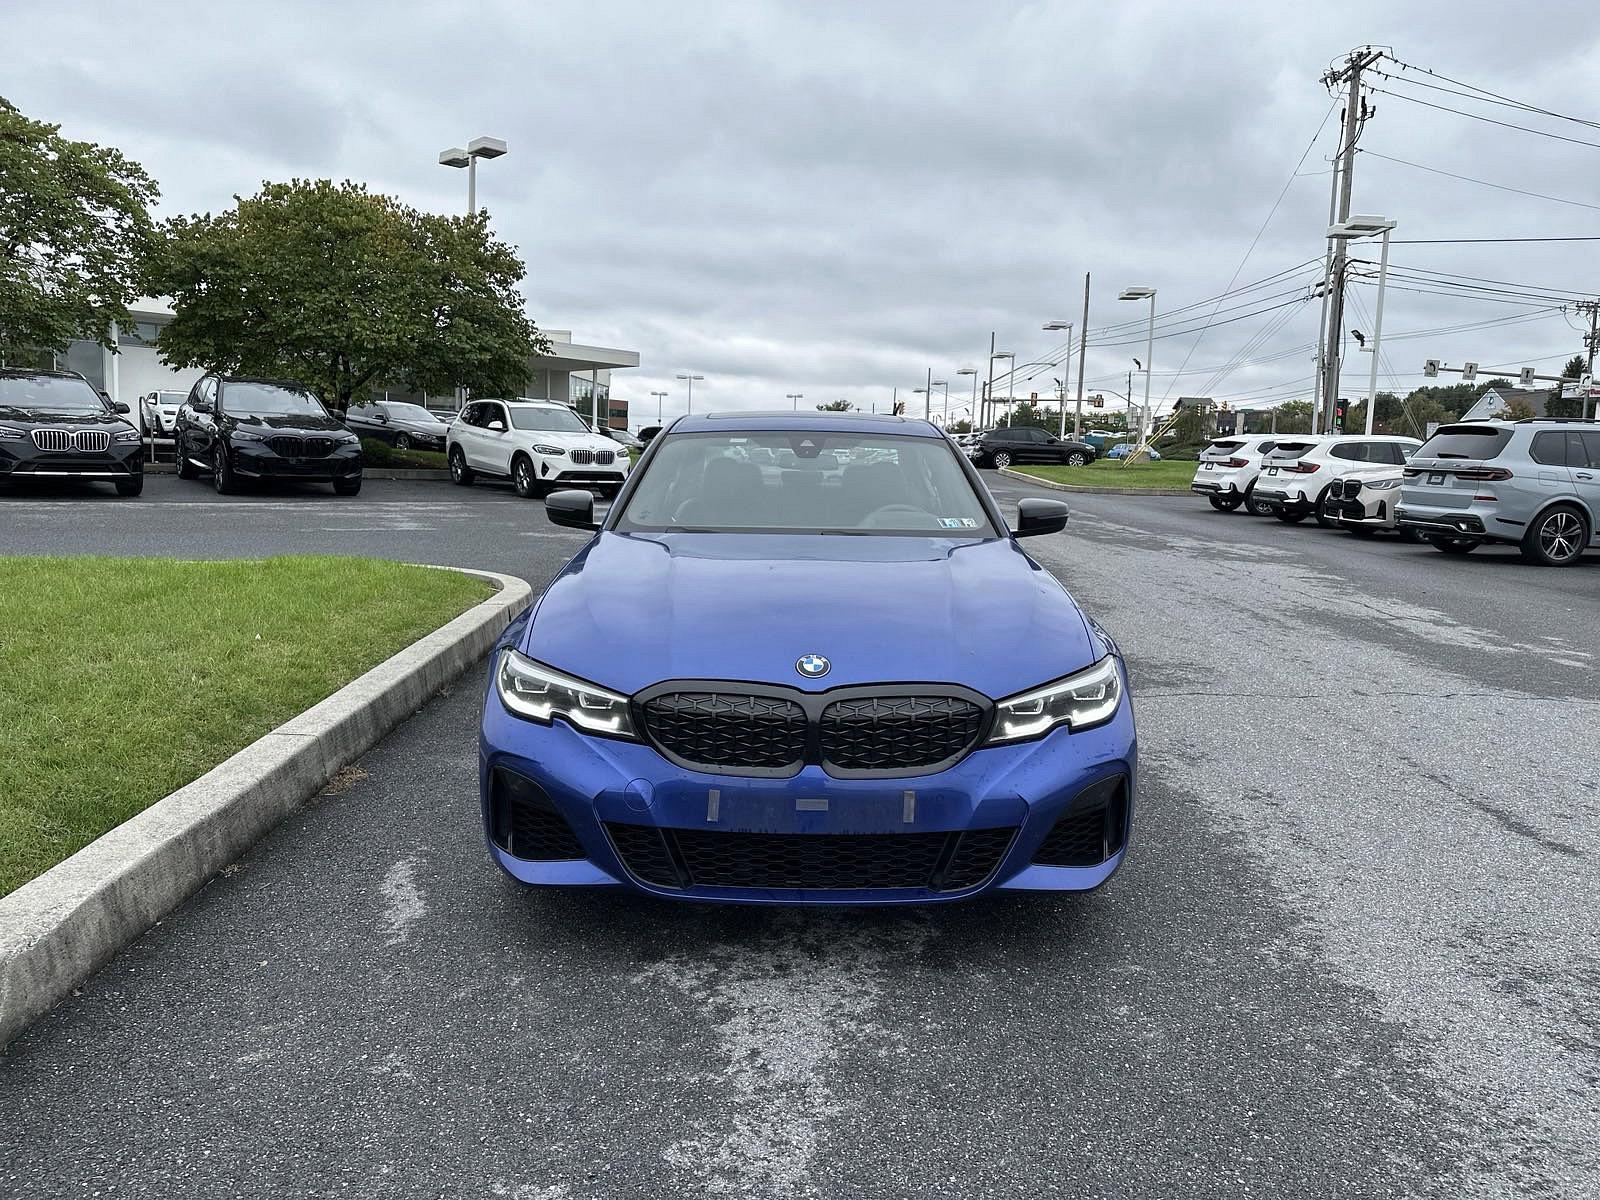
<box><xmin>642</xmin><ymin>692</ymin><xmax>807</xmax><ymax>769</ymax></box>
<box><xmin>819</xmin><ymin>695</ymin><xmax>985</xmax><ymax>770</ymax></box>
<box><xmin>267</xmin><ymin>435</ymin><xmax>335</xmax><ymax>458</ymax></box>
<box><xmin>1344</xmin><ymin>478</ymin><xmax>1363</xmax><ymax>498</ymax></box>
<box><xmin>1032</xmin><ymin>780</ymin><xmax>1129</xmax><ymax>868</ymax></box>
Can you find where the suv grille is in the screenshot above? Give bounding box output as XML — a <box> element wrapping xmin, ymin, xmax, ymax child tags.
<box><xmin>605</xmin><ymin>824</ymin><xmax>1014</xmax><ymax>892</ymax></box>
<box><xmin>1032</xmin><ymin>778</ymin><xmax>1129</xmax><ymax>867</ymax></box>
<box><xmin>569</xmin><ymin>448</ymin><xmax>616</xmax><ymax>466</ymax></box>
<box><xmin>267</xmin><ymin>435</ymin><xmax>336</xmax><ymax>458</ymax></box>
<box><xmin>30</xmin><ymin>429</ymin><xmax>110</xmax><ymax>453</ymax></box>
<box><xmin>638</xmin><ymin>685</ymin><xmax>991</xmax><ymax>777</ymax></box>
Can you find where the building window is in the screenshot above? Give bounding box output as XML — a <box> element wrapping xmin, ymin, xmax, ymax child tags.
<box><xmin>60</xmin><ymin>339</ymin><xmax>106</xmax><ymax>390</ymax></box>
<box><xmin>117</xmin><ymin>320</ymin><xmax>163</xmax><ymax>346</ymax></box>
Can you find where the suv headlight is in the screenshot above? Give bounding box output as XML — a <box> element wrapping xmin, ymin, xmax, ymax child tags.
<box><xmin>531</xmin><ymin>444</ymin><xmax>566</xmax><ymax>456</ymax></box>
<box><xmin>495</xmin><ymin>649</ymin><xmax>637</xmax><ymax>739</ymax></box>
<box><xmin>1366</xmin><ymin>478</ymin><xmax>1401</xmax><ymax>490</ymax></box>
<box><xmin>0</xmin><ymin>425</ymin><xmax>25</xmax><ymax>441</ymax></box>
<box><xmin>113</xmin><ymin>428</ymin><xmax>141</xmax><ymax>443</ymax></box>
<box><xmin>985</xmin><ymin>657</ymin><xmax>1122</xmax><ymax>744</ymax></box>
<box><xmin>230</xmin><ymin>427</ymin><xmax>267</xmax><ymax>441</ymax></box>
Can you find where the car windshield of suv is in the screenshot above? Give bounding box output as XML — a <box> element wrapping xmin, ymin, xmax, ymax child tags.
<box><xmin>0</xmin><ymin>373</ymin><xmax>109</xmax><ymax>415</ymax></box>
<box><xmin>1420</xmin><ymin>426</ymin><xmax>1514</xmax><ymax>460</ymax></box>
<box><xmin>510</xmin><ymin>407</ymin><xmax>590</xmax><ymax>433</ymax></box>
<box><xmin>385</xmin><ymin>403</ymin><xmax>437</xmax><ymax>423</ymax></box>
<box><xmin>221</xmin><ymin>382</ymin><xmax>328</xmax><ymax>417</ymax></box>
<box><xmin>615</xmin><ymin>430</ymin><xmax>997</xmax><ymax>536</ymax></box>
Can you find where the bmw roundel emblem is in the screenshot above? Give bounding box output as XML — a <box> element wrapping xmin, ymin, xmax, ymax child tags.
<box><xmin>796</xmin><ymin>653</ymin><xmax>831</xmax><ymax>679</ymax></box>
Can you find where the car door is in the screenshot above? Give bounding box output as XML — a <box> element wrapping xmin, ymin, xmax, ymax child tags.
<box><xmin>454</xmin><ymin>402</ymin><xmax>483</xmax><ymax>467</ymax></box>
<box><xmin>480</xmin><ymin>402</ymin><xmax>514</xmax><ymax>474</ymax></box>
<box><xmin>1569</xmin><ymin>431</ymin><xmax>1600</xmax><ymax>544</ymax></box>
<box><xmin>180</xmin><ymin>377</ymin><xmax>219</xmax><ymax>462</ymax></box>
<box><xmin>346</xmin><ymin>403</ymin><xmax>385</xmax><ymax>444</ymax></box>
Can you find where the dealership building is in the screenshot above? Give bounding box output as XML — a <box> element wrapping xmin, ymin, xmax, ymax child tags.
<box><xmin>54</xmin><ymin>299</ymin><xmax>640</xmax><ymax>432</ymax></box>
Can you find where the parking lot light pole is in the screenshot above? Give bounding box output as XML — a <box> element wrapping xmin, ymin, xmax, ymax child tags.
<box><xmin>1042</xmin><ymin>322</ymin><xmax>1073</xmax><ymax>437</ymax></box>
<box><xmin>932</xmin><ymin>380</ymin><xmax>949</xmax><ymax>425</ymax></box>
<box><xmin>990</xmin><ymin>352</ymin><xmax>1014</xmax><ymax>427</ymax></box>
<box><xmin>1119</xmin><ymin>287</ymin><xmax>1157</xmax><ymax>440</ymax></box>
<box><xmin>438</xmin><ymin>135</ymin><xmax>507</xmax><ymax>217</ymax></box>
<box><xmin>650</xmin><ymin>390</ymin><xmax>668</xmax><ymax>423</ymax></box>
<box><xmin>955</xmin><ymin>368</ymin><xmax>978</xmax><ymax>432</ymax></box>
<box><xmin>675</xmin><ymin>373</ymin><xmax>704</xmax><ymax>413</ymax></box>
<box><xmin>1328</xmin><ymin>216</ymin><xmax>1397</xmax><ymax>435</ymax></box>
<box><xmin>786</xmin><ymin>392</ymin><xmax>805</xmax><ymax>411</ymax></box>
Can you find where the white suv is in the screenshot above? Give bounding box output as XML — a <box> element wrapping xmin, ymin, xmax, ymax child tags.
<box><xmin>1190</xmin><ymin>434</ymin><xmax>1320</xmax><ymax>516</ymax></box>
<box><xmin>1253</xmin><ymin>434</ymin><xmax>1422</xmax><ymax>526</ymax></box>
<box><xmin>447</xmin><ymin>398</ymin><xmax>630</xmax><ymax>498</ymax></box>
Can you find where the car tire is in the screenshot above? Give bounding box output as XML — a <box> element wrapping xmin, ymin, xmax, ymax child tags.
<box><xmin>1273</xmin><ymin>508</ymin><xmax>1308</xmax><ymax>524</ymax></box>
<box><xmin>511</xmin><ymin>454</ymin><xmax>537</xmax><ymax>499</ymax></box>
<box><xmin>1428</xmin><ymin>536</ymin><xmax>1479</xmax><ymax>556</ymax></box>
<box><xmin>1065</xmin><ymin>451</ymin><xmax>1089</xmax><ymax>467</ymax></box>
<box><xmin>333</xmin><ymin>476</ymin><xmax>362</xmax><ymax>497</ymax></box>
<box><xmin>1519</xmin><ymin>504</ymin><xmax>1588</xmax><ymax>567</ymax></box>
<box><xmin>175</xmin><ymin>437</ymin><xmax>196</xmax><ymax>479</ymax></box>
<box><xmin>1242</xmin><ymin>483</ymin><xmax>1273</xmax><ymax>517</ymax></box>
<box><xmin>1207</xmin><ymin>494</ymin><xmax>1242</xmax><ymax>512</ymax></box>
<box><xmin>992</xmin><ymin>450</ymin><xmax>1013</xmax><ymax>470</ymax></box>
<box><xmin>115</xmin><ymin>475</ymin><xmax>143</xmax><ymax>498</ymax></box>
<box><xmin>395</xmin><ymin>433</ymin><xmax>413</xmax><ymax>452</ymax></box>
<box><xmin>1314</xmin><ymin>486</ymin><xmax>1339</xmax><ymax>528</ymax></box>
<box><xmin>1400</xmin><ymin>527</ymin><xmax>1425</xmax><ymax>544</ymax></box>
<box><xmin>449</xmin><ymin>446</ymin><xmax>474</xmax><ymax>486</ymax></box>
<box><xmin>212</xmin><ymin>444</ymin><xmax>237</xmax><ymax>495</ymax></box>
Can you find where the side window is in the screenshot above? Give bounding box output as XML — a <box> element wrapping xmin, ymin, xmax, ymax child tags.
<box><xmin>1257</xmin><ymin>440</ymin><xmax>1277</xmax><ymax>456</ymax></box>
<box><xmin>1579</xmin><ymin>430</ymin><xmax>1600</xmax><ymax>470</ymax></box>
<box><xmin>1529</xmin><ymin>431</ymin><xmax>1569</xmax><ymax>466</ymax></box>
<box><xmin>1024</xmin><ymin>428</ymin><xmax>1047</xmax><ymax>443</ymax></box>
<box><xmin>461</xmin><ymin>403</ymin><xmax>483</xmax><ymax>428</ymax></box>
<box><xmin>1330</xmin><ymin>443</ymin><xmax>1364</xmax><ymax>461</ymax></box>
<box><xmin>200</xmin><ymin>377</ymin><xmax>217</xmax><ymax>409</ymax></box>
<box><xmin>1396</xmin><ymin>443</ymin><xmax>1417</xmax><ymax>462</ymax></box>
<box><xmin>1567</xmin><ymin>431</ymin><xmax>1591</xmax><ymax>469</ymax></box>
<box><xmin>487</xmin><ymin>403</ymin><xmax>508</xmax><ymax>429</ymax></box>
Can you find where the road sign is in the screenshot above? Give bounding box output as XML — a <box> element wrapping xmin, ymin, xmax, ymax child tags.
<box><xmin>1462</xmin><ymin>361</ymin><xmax>1478</xmax><ymax>383</ymax></box>
<box><xmin>1424</xmin><ymin>359</ymin><xmax>1440</xmax><ymax>378</ymax></box>
<box><xmin>1519</xmin><ymin>367</ymin><xmax>1536</xmax><ymax>387</ymax></box>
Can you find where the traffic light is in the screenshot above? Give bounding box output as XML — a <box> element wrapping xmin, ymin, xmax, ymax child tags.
<box><xmin>1334</xmin><ymin>399</ymin><xmax>1348</xmax><ymax>430</ymax></box>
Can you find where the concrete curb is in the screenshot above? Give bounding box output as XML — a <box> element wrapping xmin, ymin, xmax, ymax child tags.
<box><xmin>998</xmin><ymin>466</ymin><xmax>1193</xmax><ymax>497</ymax></box>
<box><xmin>0</xmin><ymin>567</ymin><xmax>532</xmax><ymax>1049</ymax></box>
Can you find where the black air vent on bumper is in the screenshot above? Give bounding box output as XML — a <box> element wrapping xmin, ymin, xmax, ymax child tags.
<box><xmin>1032</xmin><ymin>777</ymin><xmax>1130</xmax><ymax>868</ymax></box>
<box><xmin>490</xmin><ymin>769</ymin><xmax>585</xmax><ymax>861</ymax></box>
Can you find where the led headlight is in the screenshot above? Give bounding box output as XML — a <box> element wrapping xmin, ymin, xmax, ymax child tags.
<box><xmin>495</xmin><ymin>648</ymin><xmax>637</xmax><ymax>738</ymax></box>
<box><xmin>229</xmin><ymin>427</ymin><xmax>268</xmax><ymax>441</ymax></box>
<box><xmin>0</xmin><ymin>425</ymin><xmax>26</xmax><ymax>440</ymax></box>
<box><xmin>1366</xmin><ymin>478</ymin><xmax>1401</xmax><ymax>490</ymax></box>
<box><xmin>985</xmin><ymin>656</ymin><xmax>1122</xmax><ymax>745</ymax></box>
<box><xmin>531</xmin><ymin>444</ymin><xmax>567</xmax><ymax>456</ymax></box>
<box><xmin>113</xmin><ymin>428</ymin><xmax>141</xmax><ymax>443</ymax></box>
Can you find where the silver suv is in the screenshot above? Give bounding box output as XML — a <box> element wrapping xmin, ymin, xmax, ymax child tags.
<box><xmin>1396</xmin><ymin>420</ymin><xmax>1600</xmax><ymax>566</ymax></box>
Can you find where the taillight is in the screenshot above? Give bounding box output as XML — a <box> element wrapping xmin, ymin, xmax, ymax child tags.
<box><xmin>1293</xmin><ymin>461</ymin><xmax>1322</xmax><ymax>474</ymax></box>
<box><xmin>1402</xmin><ymin>467</ymin><xmax>1421</xmax><ymax>477</ymax></box>
<box><xmin>1454</xmin><ymin>467</ymin><xmax>1513</xmax><ymax>481</ymax></box>
<box><xmin>1226</xmin><ymin>457</ymin><xmax>1248</xmax><ymax>468</ymax></box>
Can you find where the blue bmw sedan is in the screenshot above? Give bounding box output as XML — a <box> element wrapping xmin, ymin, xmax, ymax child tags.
<box><xmin>479</xmin><ymin>412</ymin><xmax>1136</xmax><ymax>904</ymax></box>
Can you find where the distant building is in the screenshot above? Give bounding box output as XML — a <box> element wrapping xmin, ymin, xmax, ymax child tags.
<box><xmin>1459</xmin><ymin>386</ymin><xmax>1559</xmax><ymax>422</ymax></box>
<box><xmin>54</xmin><ymin>301</ymin><xmax>640</xmax><ymax>432</ymax></box>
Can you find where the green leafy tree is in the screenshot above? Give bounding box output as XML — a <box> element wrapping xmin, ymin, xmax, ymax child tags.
<box><xmin>0</xmin><ymin>96</ymin><xmax>160</xmax><ymax>359</ymax></box>
<box><xmin>1271</xmin><ymin>399</ymin><xmax>1314</xmax><ymax>433</ymax></box>
<box><xmin>153</xmin><ymin>179</ymin><xmax>543</xmax><ymax>412</ymax></box>
<box><xmin>815</xmin><ymin>398</ymin><xmax>853</xmax><ymax>411</ymax></box>
<box><xmin>1560</xmin><ymin>355</ymin><xmax>1587</xmax><ymax>381</ymax></box>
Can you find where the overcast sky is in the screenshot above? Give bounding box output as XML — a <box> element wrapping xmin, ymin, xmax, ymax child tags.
<box><xmin>6</xmin><ymin>0</ymin><xmax>1597</xmax><ymax>422</ymax></box>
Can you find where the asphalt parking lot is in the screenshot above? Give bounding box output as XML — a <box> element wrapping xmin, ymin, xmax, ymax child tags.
<box><xmin>2</xmin><ymin>472</ymin><xmax>1596</xmax><ymax>1198</ymax></box>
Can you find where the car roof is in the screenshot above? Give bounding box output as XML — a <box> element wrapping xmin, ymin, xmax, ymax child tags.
<box><xmin>670</xmin><ymin>411</ymin><xmax>944</xmax><ymax>438</ymax></box>
<box><xmin>0</xmin><ymin>368</ymin><xmax>90</xmax><ymax>381</ymax></box>
<box><xmin>215</xmin><ymin>374</ymin><xmax>311</xmax><ymax>388</ymax></box>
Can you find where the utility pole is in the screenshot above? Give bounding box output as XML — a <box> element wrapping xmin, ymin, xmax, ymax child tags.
<box><xmin>983</xmin><ymin>331</ymin><xmax>996</xmax><ymax>431</ymax></box>
<box><xmin>1319</xmin><ymin>47</ymin><xmax>1382</xmax><ymax>434</ymax></box>
<box><xmin>1075</xmin><ymin>272</ymin><xmax>1090</xmax><ymax>439</ymax></box>
<box><xmin>925</xmin><ymin>366</ymin><xmax>933</xmax><ymax>420</ymax></box>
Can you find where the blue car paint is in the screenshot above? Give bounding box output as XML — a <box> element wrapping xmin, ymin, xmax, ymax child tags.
<box><xmin>478</xmin><ymin>413</ymin><xmax>1138</xmax><ymax>904</ymax></box>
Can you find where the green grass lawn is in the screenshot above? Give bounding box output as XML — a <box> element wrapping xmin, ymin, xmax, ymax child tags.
<box><xmin>1014</xmin><ymin>459</ymin><xmax>1198</xmax><ymax>489</ymax></box>
<box><xmin>360</xmin><ymin>437</ymin><xmax>449</xmax><ymax>470</ymax></box>
<box><xmin>0</xmin><ymin>556</ymin><xmax>491</xmax><ymax>896</ymax></box>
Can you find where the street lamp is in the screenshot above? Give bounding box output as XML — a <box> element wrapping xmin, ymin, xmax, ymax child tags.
<box><xmin>1328</xmin><ymin>215</ymin><xmax>1396</xmax><ymax>434</ymax></box>
<box><xmin>955</xmin><ymin>367</ymin><xmax>978</xmax><ymax>432</ymax></box>
<box><xmin>1119</xmin><ymin>287</ymin><xmax>1157</xmax><ymax>440</ymax></box>
<box><xmin>786</xmin><ymin>392</ymin><xmax>805</xmax><ymax>411</ymax></box>
<box><xmin>650</xmin><ymin>389</ymin><xmax>668</xmax><ymax>424</ymax></box>
<box><xmin>438</xmin><ymin>135</ymin><xmax>507</xmax><ymax>217</ymax></box>
<box><xmin>1043</xmin><ymin>322</ymin><xmax>1074</xmax><ymax>437</ymax></box>
<box><xmin>931</xmin><ymin>380</ymin><xmax>948</xmax><ymax>425</ymax></box>
<box><xmin>990</xmin><ymin>351</ymin><xmax>1014</xmax><ymax>427</ymax></box>
<box><xmin>675</xmin><ymin>373</ymin><xmax>704</xmax><ymax>413</ymax></box>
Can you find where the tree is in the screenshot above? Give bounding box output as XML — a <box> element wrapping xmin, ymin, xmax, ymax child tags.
<box><xmin>0</xmin><ymin>96</ymin><xmax>160</xmax><ymax>359</ymax></box>
<box><xmin>153</xmin><ymin>179</ymin><xmax>544</xmax><ymax>412</ymax></box>
<box><xmin>1272</xmin><ymin>400</ymin><xmax>1313</xmax><ymax>433</ymax></box>
<box><xmin>815</xmin><ymin>398</ymin><xmax>853</xmax><ymax>411</ymax></box>
<box><xmin>1490</xmin><ymin>395</ymin><xmax>1537</xmax><ymax>421</ymax></box>
<box><xmin>1560</xmin><ymin>355</ymin><xmax>1587</xmax><ymax>381</ymax></box>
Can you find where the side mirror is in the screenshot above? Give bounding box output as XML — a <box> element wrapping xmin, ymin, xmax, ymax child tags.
<box><xmin>546</xmin><ymin>489</ymin><xmax>599</xmax><ymax>531</ymax></box>
<box><xmin>113</xmin><ymin>401</ymin><xmax>131</xmax><ymax>414</ymax></box>
<box><xmin>374</xmin><ymin>413</ymin><xmax>388</xmax><ymax>424</ymax></box>
<box><xmin>1013</xmin><ymin>497</ymin><xmax>1069</xmax><ymax>538</ymax></box>
<box><xmin>193</xmin><ymin>400</ymin><xmax>212</xmax><ymax>415</ymax></box>
<box><xmin>487</xmin><ymin>418</ymin><xmax>507</xmax><ymax>433</ymax></box>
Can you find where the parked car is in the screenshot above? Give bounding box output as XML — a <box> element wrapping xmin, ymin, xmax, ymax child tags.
<box><xmin>344</xmin><ymin>400</ymin><xmax>450</xmax><ymax>452</ymax></box>
<box><xmin>1105</xmin><ymin>442</ymin><xmax>1161</xmax><ymax>461</ymax></box>
<box><xmin>139</xmin><ymin>389</ymin><xmax>187</xmax><ymax>437</ymax></box>
<box><xmin>977</xmin><ymin>427</ymin><xmax>1097</xmax><ymax>469</ymax></box>
<box><xmin>480</xmin><ymin>410</ymin><xmax>1133</xmax><ymax>904</ymax></box>
<box><xmin>1325</xmin><ymin>467</ymin><xmax>1420</xmax><ymax>539</ymax></box>
<box><xmin>1396</xmin><ymin>419</ymin><xmax>1600</xmax><ymax>565</ymax></box>
<box><xmin>0</xmin><ymin>369</ymin><xmax>144</xmax><ymax>496</ymax></box>
<box><xmin>174</xmin><ymin>375</ymin><xmax>363</xmax><ymax>496</ymax></box>
<box><xmin>447</xmin><ymin>398</ymin><xmax>630</xmax><ymax>498</ymax></box>
<box><xmin>1252</xmin><ymin>435</ymin><xmax>1422</xmax><ymax>525</ymax></box>
<box><xmin>1190</xmin><ymin>434</ymin><xmax>1314</xmax><ymax>515</ymax></box>
<box><xmin>605</xmin><ymin>427</ymin><xmax>644</xmax><ymax>452</ymax></box>
<box><xmin>637</xmin><ymin>425</ymin><xmax>663</xmax><ymax>447</ymax></box>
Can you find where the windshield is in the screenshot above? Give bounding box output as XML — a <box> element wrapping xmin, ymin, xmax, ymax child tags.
<box><xmin>221</xmin><ymin>382</ymin><xmax>329</xmax><ymax>417</ymax></box>
<box><xmin>385</xmin><ymin>403</ymin><xmax>438</xmax><ymax>422</ymax></box>
<box><xmin>0</xmin><ymin>374</ymin><xmax>109</xmax><ymax>415</ymax></box>
<box><xmin>1419</xmin><ymin>425</ymin><xmax>1514</xmax><ymax>461</ymax></box>
<box><xmin>510</xmin><ymin>406</ymin><xmax>589</xmax><ymax>433</ymax></box>
<box><xmin>614</xmin><ymin>430</ymin><xmax>997</xmax><ymax>536</ymax></box>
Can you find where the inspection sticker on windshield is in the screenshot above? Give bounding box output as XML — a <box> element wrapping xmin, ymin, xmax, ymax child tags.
<box><xmin>939</xmin><ymin>517</ymin><xmax>979</xmax><ymax>528</ymax></box>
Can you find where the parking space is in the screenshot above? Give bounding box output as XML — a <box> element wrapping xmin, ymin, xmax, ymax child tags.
<box><xmin>1</xmin><ymin>473</ymin><xmax>1596</xmax><ymax>1197</ymax></box>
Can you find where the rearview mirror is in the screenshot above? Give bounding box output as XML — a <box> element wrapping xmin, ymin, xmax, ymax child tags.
<box><xmin>1013</xmin><ymin>497</ymin><xmax>1069</xmax><ymax>538</ymax></box>
<box><xmin>545</xmin><ymin>489</ymin><xmax>599</xmax><ymax>531</ymax></box>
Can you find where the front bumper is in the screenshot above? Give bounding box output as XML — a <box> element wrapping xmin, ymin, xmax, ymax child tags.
<box><xmin>229</xmin><ymin>440</ymin><xmax>362</xmax><ymax>481</ymax></box>
<box><xmin>0</xmin><ymin>445</ymin><xmax>143</xmax><ymax>480</ymax></box>
<box><xmin>478</xmin><ymin>671</ymin><xmax>1137</xmax><ymax>904</ymax></box>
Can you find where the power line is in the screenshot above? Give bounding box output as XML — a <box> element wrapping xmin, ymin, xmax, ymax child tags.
<box><xmin>1357</xmin><ymin>149</ymin><xmax>1600</xmax><ymax>213</ymax></box>
<box><xmin>1387</xmin><ymin>236</ymin><xmax>1600</xmax><ymax>244</ymax></box>
<box><xmin>1368</xmin><ymin>85</ymin><xmax>1600</xmax><ymax>151</ymax></box>
<box><xmin>1383</xmin><ymin>56</ymin><xmax>1600</xmax><ymax>131</ymax></box>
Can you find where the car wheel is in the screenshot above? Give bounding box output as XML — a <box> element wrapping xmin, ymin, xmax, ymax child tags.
<box><xmin>1207</xmin><ymin>495</ymin><xmax>1242</xmax><ymax>512</ymax></box>
<box><xmin>1400</xmin><ymin>527</ymin><xmax>1425</xmax><ymax>544</ymax></box>
<box><xmin>212</xmin><ymin>444</ymin><xmax>237</xmax><ymax>495</ymax></box>
<box><xmin>512</xmin><ymin>454</ymin><xmax>537</xmax><ymax>499</ymax></box>
<box><xmin>115</xmin><ymin>474</ymin><xmax>143</xmax><ymax>498</ymax></box>
<box><xmin>1520</xmin><ymin>504</ymin><xmax>1588</xmax><ymax>566</ymax></box>
<box><xmin>333</xmin><ymin>476</ymin><xmax>362</xmax><ymax>497</ymax></box>
<box><xmin>395</xmin><ymin>433</ymin><xmax>412</xmax><ymax>451</ymax></box>
<box><xmin>175</xmin><ymin>436</ymin><xmax>197</xmax><ymax>479</ymax></box>
<box><xmin>1242</xmin><ymin>483</ymin><xmax>1273</xmax><ymax>517</ymax></box>
<box><xmin>1428</xmin><ymin>536</ymin><xmax>1479</xmax><ymax>556</ymax></box>
<box><xmin>1314</xmin><ymin>486</ymin><xmax>1339</xmax><ymax>528</ymax></box>
<box><xmin>1273</xmin><ymin>508</ymin><xmax>1308</xmax><ymax>524</ymax></box>
<box><xmin>1065</xmin><ymin>451</ymin><xmax>1089</xmax><ymax>467</ymax></box>
<box><xmin>449</xmin><ymin>446</ymin><xmax>474</xmax><ymax>486</ymax></box>
<box><xmin>992</xmin><ymin>450</ymin><xmax>1013</xmax><ymax>470</ymax></box>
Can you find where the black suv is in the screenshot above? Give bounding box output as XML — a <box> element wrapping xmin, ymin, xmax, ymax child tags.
<box><xmin>977</xmin><ymin>426</ymin><xmax>1097</xmax><ymax>469</ymax></box>
<box><xmin>0</xmin><ymin>369</ymin><xmax>144</xmax><ymax>496</ymax></box>
<box><xmin>174</xmin><ymin>375</ymin><xmax>363</xmax><ymax>495</ymax></box>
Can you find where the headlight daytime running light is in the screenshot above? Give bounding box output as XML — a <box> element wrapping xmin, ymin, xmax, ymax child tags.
<box><xmin>1366</xmin><ymin>478</ymin><xmax>1401</xmax><ymax>491</ymax></box>
<box><xmin>532</xmin><ymin>444</ymin><xmax>566</xmax><ymax>456</ymax></box>
<box><xmin>985</xmin><ymin>656</ymin><xmax>1123</xmax><ymax>744</ymax></box>
<box><xmin>113</xmin><ymin>428</ymin><xmax>141</xmax><ymax>443</ymax></box>
<box><xmin>495</xmin><ymin>648</ymin><xmax>637</xmax><ymax>739</ymax></box>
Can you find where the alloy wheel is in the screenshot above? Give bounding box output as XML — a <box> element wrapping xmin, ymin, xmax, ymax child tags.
<box><xmin>993</xmin><ymin>451</ymin><xmax>1012</xmax><ymax>470</ymax></box>
<box><xmin>1538</xmin><ymin>510</ymin><xmax>1584</xmax><ymax>564</ymax></box>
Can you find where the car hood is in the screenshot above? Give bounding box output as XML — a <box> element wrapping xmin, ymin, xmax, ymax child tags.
<box><xmin>523</xmin><ymin>532</ymin><xmax>1100</xmax><ymax>699</ymax></box>
<box><xmin>0</xmin><ymin>407</ymin><xmax>133</xmax><ymax>431</ymax></box>
<box><xmin>225</xmin><ymin>413</ymin><xmax>348</xmax><ymax>434</ymax></box>
<box><xmin>525</xmin><ymin>429</ymin><xmax>623</xmax><ymax>454</ymax></box>
<box><xmin>395</xmin><ymin>416</ymin><xmax>449</xmax><ymax>434</ymax></box>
